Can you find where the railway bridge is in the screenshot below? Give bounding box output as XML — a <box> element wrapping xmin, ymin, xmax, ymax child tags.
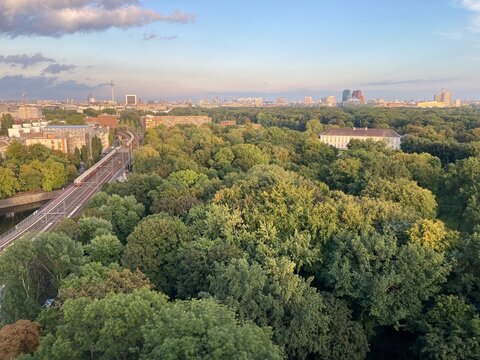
<box><xmin>0</xmin><ymin>130</ymin><xmax>135</xmax><ymax>252</ymax></box>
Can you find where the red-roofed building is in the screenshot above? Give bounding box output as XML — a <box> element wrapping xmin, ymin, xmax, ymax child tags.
<box><xmin>319</xmin><ymin>127</ymin><xmax>401</xmax><ymax>150</ymax></box>
<box><xmin>85</xmin><ymin>114</ymin><xmax>119</xmax><ymax>129</ymax></box>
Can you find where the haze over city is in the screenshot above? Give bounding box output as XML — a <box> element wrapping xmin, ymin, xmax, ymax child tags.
<box><xmin>1</xmin><ymin>0</ymin><xmax>480</xmax><ymax>101</ymax></box>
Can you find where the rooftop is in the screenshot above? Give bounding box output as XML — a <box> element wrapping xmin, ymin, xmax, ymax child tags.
<box><xmin>319</xmin><ymin>128</ymin><xmax>401</xmax><ymax>138</ymax></box>
<box><xmin>45</xmin><ymin>125</ymin><xmax>89</xmax><ymax>129</ymax></box>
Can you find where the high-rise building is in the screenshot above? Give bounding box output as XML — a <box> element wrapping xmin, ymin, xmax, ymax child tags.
<box><xmin>352</xmin><ymin>90</ymin><xmax>366</xmax><ymax>103</ymax></box>
<box><xmin>277</xmin><ymin>97</ymin><xmax>287</xmax><ymax>106</ymax></box>
<box><xmin>125</xmin><ymin>95</ymin><xmax>137</xmax><ymax>106</ymax></box>
<box><xmin>435</xmin><ymin>89</ymin><xmax>453</xmax><ymax>106</ymax></box>
<box><xmin>304</xmin><ymin>96</ymin><xmax>313</xmax><ymax>105</ymax></box>
<box><xmin>342</xmin><ymin>89</ymin><xmax>352</xmax><ymax>102</ymax></box>
<box><xmin>324</xmin><ymin>96</ymin><xmax>337</xmax><ymax>107</ymax></box>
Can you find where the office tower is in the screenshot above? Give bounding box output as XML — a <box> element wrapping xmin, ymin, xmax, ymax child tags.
<box><xmin>342</xmin><ymin>89</ymin><xmax>352</xmax><ymax>102</ymax></box>
<box><xmin>352</xmin><ymin>90</ymin><xmax>366</xmax><ymax>103</ymax></box>
<box><xmin>125</xmin><ymin>95</ymin><xmax>137</xmax><ymax>106</ymax></box>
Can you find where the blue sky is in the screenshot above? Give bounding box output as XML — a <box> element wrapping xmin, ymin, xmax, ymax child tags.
<box><xmin>0</xmin><ymin>0</ymin><xmax>479</xmax><ymax>101</ymax></box>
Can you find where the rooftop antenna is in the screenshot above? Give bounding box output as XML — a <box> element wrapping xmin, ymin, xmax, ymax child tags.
<box><xmin>110</xmin><ymin>81</ymin><xmax>115</xmax><ymax>103</ymax></box>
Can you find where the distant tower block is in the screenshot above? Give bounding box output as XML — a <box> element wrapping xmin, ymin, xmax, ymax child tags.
<box><xmin>110</xmin><ymin>81</ymin><xmax>115</xmax><ymax>103</ymax></box>
<box><xmin>125</xmin><ymin>95</ymin><xmax>137</xmax><ymax>106</ymax></box>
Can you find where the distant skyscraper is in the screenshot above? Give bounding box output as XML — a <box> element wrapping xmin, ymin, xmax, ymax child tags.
<box><xmin>352</xmin><ymin>90</ymin><xmax>366</xmax><ymax>103</ymax></box>
<box><xmin>125</xmin><ymin>95</ymin><xmax>137</xmax><ymax>106</ymax></box>
<box><xmin>304</xmin><ymin>96</ymin><xmax>313</xmax><ymax>105</ymax></box>
<box><xmin>277</xmin><ymin>97</ymin><xmax>287</xmax><ymax>106</ymax></box>
<box><xmin>342</xmin><ymin>89</ymin><xmax>352</xmax><ymax>102</ymax></box>
<box><xmin>435</xmin><ymin>89</ymin><xmax>452</xmax><ymax>106</ymax></box>
<box><xmin>324</xmin><ymin>96</ymin><xmax>336</xmax><ymax>107</ymax></box>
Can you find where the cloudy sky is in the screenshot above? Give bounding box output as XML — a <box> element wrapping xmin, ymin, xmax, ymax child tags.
<box><xmin>0</xmin><ymin>0</ymin><xmax>480</xmax><ymax>101</ymax></box>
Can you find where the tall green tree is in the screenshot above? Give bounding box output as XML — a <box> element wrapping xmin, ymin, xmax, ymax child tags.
<box><xmin>0</xmin><ymin>166</ymin><xmax>20</xmax><ymax>198</ymax></box>
<box><xmin>35</xmin><ymin>289</ymin><xmax>167</xmax><ymax>360</ymax></box>
<box><xmin>122</xmin><ymin>214</ymin><xmax>189</xmax><ymax>296</ymax></box>
<box><xmin>85</xmin><ymin>193</ymin><xmax>145</xmax><ymax>242</ymax></box>
<box><xmin>209</xmin><ymin>258</ymin><xmax>368</xmax><ymax>359</ymax></box>
<box><xmin>141</xmin><ymin>299</ymin><xmax>283</xmax><ymax>360</ymax></box>
<box><xmin>415</xmin><ymin>295</ymin><xmax>480</xmax><ymax>360</ymax></box>
<box><xmin>91</xmin><ymin>135</ymin><xmax>103</xmax><ymax>162</ymax></box>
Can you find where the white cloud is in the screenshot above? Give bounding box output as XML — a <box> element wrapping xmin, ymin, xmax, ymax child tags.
<box><xmin>0</xmin><ymin>53</ymin><xmax>55</xmax><ymax>67</ymax></box>
<box><xmin>460</xmin><ymin>0</ymin><xmax>480</xmax><ymax>11</ymax></box>
<box><xmin>0</xmin><ymin>0</ymin><xmax>195</xmax><ymax>37</ymax></box>
<box><xmin>458</xmin><ymin>0</ymin><xmax>480</xmax><ymax>32</ymax></box>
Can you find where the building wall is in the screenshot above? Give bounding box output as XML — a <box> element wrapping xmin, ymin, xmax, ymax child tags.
<box><xmin>416</xmin><ymin>101</ymin><xmax>448</xmax><ymax>108</ymax></box>
<box><xmin>25</xmin><ymin>136</ymin><xmax>68</xmax><ymax>153</ymax></box>
<box><xmin>142</xmin><ymin>116</ymin><xmax>212</xmax><ymax>130</ymax></box>
<box><xmin>319</xmin><ymin>135</ymin><xmax>401</xmax><ymax>150</ymax></box>
<box><xmin>44</xmin><ymin>126</ymin><xmax>89</xmax><ymax>155</ymax></box>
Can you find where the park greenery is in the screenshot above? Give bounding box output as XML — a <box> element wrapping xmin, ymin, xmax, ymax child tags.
<box><xmin>1</xmin><ymin>106</ymin><xmax>480</xmax><ymax>359</ymax></box>
<box><xmin>0</xmin><ymin>141</ymin><xmax>78</xmax><ymax>198</ymax></box>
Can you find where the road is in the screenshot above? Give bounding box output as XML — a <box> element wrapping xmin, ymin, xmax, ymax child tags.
<box><xmin>0</xmin><ymin>148</ymin><xmax>131</xmax><ymax>252</ymax></box>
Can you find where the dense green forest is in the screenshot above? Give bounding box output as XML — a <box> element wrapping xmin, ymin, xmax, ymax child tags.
<box><xmin>1</xmin><ymin>107</ymin><xmax>480</xmax><ymax>359</ymax></box>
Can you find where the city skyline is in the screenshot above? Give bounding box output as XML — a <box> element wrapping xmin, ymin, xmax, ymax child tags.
<box><xmin>1</xmin><ymin>0</ymin><xmax>480</xmax><ymax>101</ymax></box>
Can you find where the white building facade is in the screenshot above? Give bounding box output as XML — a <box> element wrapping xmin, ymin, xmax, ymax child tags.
<box><xmin>319</xmin><ymin>128</ymin><xmax>402</xmax><ymax>150</ymax></box>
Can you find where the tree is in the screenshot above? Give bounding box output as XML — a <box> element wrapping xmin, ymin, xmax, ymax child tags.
<box><xmin>19</xmin><ymin>161</ymin><xmax>43</xmax><ymax>191</ymax></box>
<box><xmin>212</xmin><ymin>147</ymin><xmax>235</xmax><ymax>170</ymax></box>
<box><xmin>35</xmin><ymin>289</ymin><xmax>168</xmax><ymax>360</ymax></box>
<box><xmin>175</xmin><ymin>238</ymin><xmax>243</xmax><ymax>299</ymax></box>
<box><xmin>319</xmin><ymin>231</ymin><xmax>451</xmax><ymax>327</ymax></box>
<box><xmin>209</xmin><ymin>258</ymin><xmax>367</xmax><ymax>359</ymax></box>
<box><xmin>84</xmin><ymin>234</ymin><xmax>123</xmax><ymax>266</ymax></box>
<box><xmin>448</xmin><ymin>232</ymin><xmax>480</xmax><ymax>308</ymax></box>
<box><xmin>73</xmin><ymin>147</ymin><xmax>81</xmax><ymax>166</ymax></box>
<box><xmin>58</xmin><ymin>263</ymin><xmax>152</xmax><ymax>303</ymax></box>
<box><xmin>443</xmin><ymin>156</ymin><xmax>480</xmax><ymax>230</ymax></box>
<box><xmin>91</xmin><ymin>135</ymin><xmax>103</xmax><ymax>162</ymax></box>
<box><xmin>322</xmin><ymin>294</ymin><xmax>369</xmax><ymax>360</ymax></box>
<box><xmin>305</xmin><ymin>118</ymin><xmax>323</xmax><ymax>134</ymax></box>
<box><xmin>140</xmin><ymin>299</ymin><xmax>283</xmax><ymax>360</ymax></box>
<box><xmin>108</xmin><ymin>131</ymin><xmax>115</xmax><ymax>145</ymax></box>
<box><xmin>0</xmin><ymin>166</ymin><xmax>20</xmax><ymax>198</ymax></box>
<box><xmin>34</xmin><ymin>233</ymin><xmax>84</xmax><ymax>288</ymax></box>
<box><xmin>85</xmin><ymin>193</ymin><xmax>145</xmax><ymax>242</ymax></box>
<box><xmin>0</xmin><ymin>234</ymin><xmax>83</xmax><ymax>324</ymax></box>
<box><xmin>103</xmin><ymin>174</ymin><xmax>163</xmax><ymax>211</ymax></box>
<box><xmin>0</xmin><ymin>320</ymin><xmax>41</xmax><ymax>359</ymax></box>
<box><xmin>122</xmin><ymin>215</ymin><xmax>190</xmax><ymax>296</ymax></box>
<box><xmin>53</xmin><ymin>218</ymin><xmax>83</xmax><ymax>242</ymax></box>
<box><xmin>80</xmin><ymin>145</ymin><xmax>89</xmax><ymax>164</ymax></box>
<box><xmin>1</xmin><ymin>113</ymin><xmax>14</xmax><ymax>133</ymax></box>
<box><xmin>41</xmin><ymin>158</ymin><xmax>67</xmax><ymax>191</ymax></box>
<box><xmin>0</xmin><ymin>239</ymin><xmax>43</xmax><ymax>323</ymax></box>
<box><xmin>362</xmin><ymin>178</ymin><xmax>438</xmax><ymax>219</ymax></box>
<box><xmin>415</xmin><ymin>295</ymin><xmax>480</xmax><ymax>360</ymax></box>
<box><xmin>77</xmin><ymin>216</ymin><xmax>113</xmax><ymax>244</ymax></box>
<box><xmin>407</xmin><ymin>219</ymin><xmax>452</xmax><ymax>252</ymax></box>
<box><xmin>231</xmin><ymin>143</ymin><xmax>270</xmax><ymax>171</ymax></box>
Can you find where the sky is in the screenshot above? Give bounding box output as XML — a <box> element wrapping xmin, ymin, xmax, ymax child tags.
<box><xmin>0</xmin><ymin>0</ymin><xmax>480</xmax><ymax>102</ymax></box>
